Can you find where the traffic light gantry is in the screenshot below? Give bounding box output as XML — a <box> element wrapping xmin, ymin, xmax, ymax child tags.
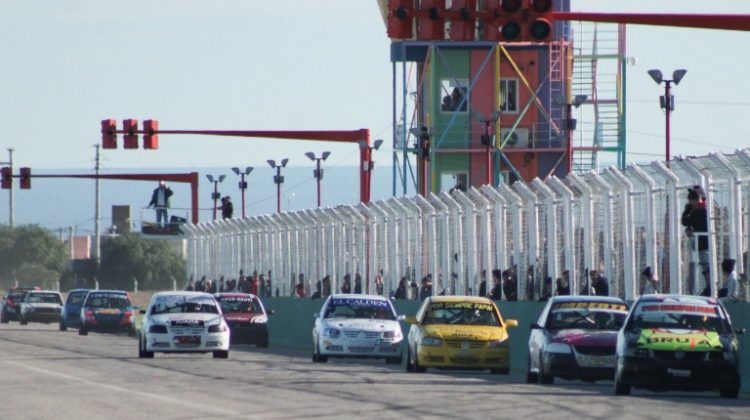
<box><xmin>387</xmin><ymin>0</ymin><xmax>554</xmax><ymax>42</ymax></box>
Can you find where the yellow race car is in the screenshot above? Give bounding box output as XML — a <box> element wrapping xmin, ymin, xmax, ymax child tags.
<box><xmin>405</xmin><ymin>296</ymin><xmax>518</xmax><ymax>373</ymax></box>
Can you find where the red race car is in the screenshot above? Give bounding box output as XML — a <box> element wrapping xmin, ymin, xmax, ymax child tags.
<box><xmin>214</xmin><ymin>293</ymin><xmax>272</xmax><ymax>347</ymax></box>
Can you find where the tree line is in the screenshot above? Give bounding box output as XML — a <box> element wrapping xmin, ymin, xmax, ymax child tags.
<box><xmin>0</xmin><ymin>224</ymin><xmax>185</xmax><ymax>291</ymax></box>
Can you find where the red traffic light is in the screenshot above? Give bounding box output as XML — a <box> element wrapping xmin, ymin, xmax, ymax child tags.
<box><xmin>123</xmin><ymin>119</ymin><xmax>139</xmax><ymax>149</ymax></box>
<box><xmin>101</xmin><ymin>119</ymin><xmax>118</xmax><ymax>149</ymax></box>
<box><xmin>143</xmin><ymin>120</ymin><xmax>159</xmax><ymax>149</ymax></box>
<box><xmin>19</xmin><ymin>167</ymin><xmax>31</xmax><ymax>189</ymax></box>
<box><xmin>387</xmin><ymin>0</ymin><xmax>414</xmax><ymax>39</ymax></box>
<box><xmin>1</xmin><ymin>167</ymin><xmax>11</xmax><ymax>189</ymax></box>
<box><xmin>528</xmin><ymin>0</ymin><xmax>553</xmax><ymax>41</ymax></box>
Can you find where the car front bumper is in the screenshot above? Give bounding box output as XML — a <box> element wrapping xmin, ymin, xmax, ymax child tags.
<box><xmin>543</xmin><ymin>350</ymin><xmax>616</xmax><ymax>381</ymax></box>
<box><xmin>417</xmin><ymin>345</ymin><xmax>510</xmax><ymax>369</ymax></box>
<box><xmin>319</xmin><ymin>337</ymin><xmax>402</xmax><ymax>358</ymax></box>
<box><xmin>22</xmin><ymin>311</ymin><xmax>61</xmax><ymax>323</ymax></box>
<box><xmin>145</xmin><ymin>331</ymin><xmax>230</xmax><ymax>352</ymax></box>
<box><xmin>618</xmin><ymin>356</ymin><xmax>739</xmax><ymax>391</ymax></box>
<box><xmin>227</xmin><ymin>322</ymin><xmax>268</xmax><ymax>344</ymax></box>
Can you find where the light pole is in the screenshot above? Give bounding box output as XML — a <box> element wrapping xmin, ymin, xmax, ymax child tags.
<box><xmin>358</xmin><ymin>139</ymin><xmax>383</xmax><ymax>200</ymax></box>
<box><xmin>554</xmin><ymin>94</ymin><xmax>588</xmax><ymax>173</ymax></box>
<box><xmin>206</xmin><ymin>174</ymin><xmax>225</xmax><ymax>221</ymax></box>
<box><xmin>305</xmin><ymin>151</ymin><xmax>331</xmax><ymax>207</ymax></box>
<box><xmin>0</xmin><ymin>148</ymin><xmax>13</xmax><ymax>227</ymax></box>
<box><xmin>231</xmin><ymin>166</ymin><xmax>253</xmax><ymax>218</ymax></box>
<box><xmin>647</xmin><ymin>69</ymin><xmax>687</xmax><ymax>163</ymax></box>
<box><xmin>267</xmin><ymin>158</ymin><xmax>289</xmax><ymax>213</ymax></box>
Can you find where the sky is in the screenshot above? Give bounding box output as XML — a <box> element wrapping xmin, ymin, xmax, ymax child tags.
<box><xmin>1</xmin><ymin>1</ymin><xmax>750</xmax><ymax>229</ymax></box>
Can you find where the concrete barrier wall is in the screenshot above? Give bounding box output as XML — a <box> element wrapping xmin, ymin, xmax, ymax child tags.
<box><xmin>263</xmin><ymin>297</ymin><xmax>750</xmax><ymax>391</ymax></box>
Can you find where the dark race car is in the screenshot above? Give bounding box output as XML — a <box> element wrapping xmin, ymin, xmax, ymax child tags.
<box><xmin>614</xmin><ymin>294</ymin><xmax>744</xmax><ymax>398</ymax></box>
<box><xmin>60</xmin><ymin>289</ymin><xmax>91</xmax><ymax>331</ymax></box>
<box><xmin>1</xmin><ymin>287</ymin><xmax>37</xmax><ymax>323</ymax></box>
<box><xmin>214</xmin><ymin>293</ymin><xmax>272</xmax><ymax>347</ymax></box>
<box><xmin>528</xmin><ymin>296</ymin><xmax>629</xmax><ymax>384</ymax></box>
<box><xmin>79</xmin><ymin>290</ymin><xmax>136</xmax><ymax>336</ymax></box>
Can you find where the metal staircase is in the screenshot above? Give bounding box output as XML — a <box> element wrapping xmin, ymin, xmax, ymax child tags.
<box><xmin>571</xmin><ymin>22</ymin><xmax>625</xmax><ymax>172</ymax></box>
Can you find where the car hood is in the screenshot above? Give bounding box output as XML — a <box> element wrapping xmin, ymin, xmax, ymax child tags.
<box><xmin>323</xmin><ymin>318</ymin><xmax>401</xmax><ymax>332</ymax></box>
<box><xmin>149</xmin><ymin>313</ymin><xmax>223</xmax><ymax>325</ymax></box>
<box><xmin>422</xmin><ymin>325</ymin><xmax>505</xmax><ymax>341</ymax></box>
<box><xmin>550</xmin><ymin>329</ymin><xmax>618</xmax><ymax>346</ymax></box>
<box><xmin>636</xmin><ymin>328</ymin><xmax>723</xmax><ymax>351</ymax></box>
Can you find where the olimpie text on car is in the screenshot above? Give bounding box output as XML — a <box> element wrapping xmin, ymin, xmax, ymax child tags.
<box><xmin>614</xmin><ymin>294</ymin><xmax>743</xmax><ymax>398</ymax></box>
<box><xmin>312</xmin><ymin>294</ymin><xmax>404</xmax><ymax>364</ymax></box>
<box><xmin>139</xmin><ymin>292</ymin><xmax>230</xmax><ymax>359</ymax></box>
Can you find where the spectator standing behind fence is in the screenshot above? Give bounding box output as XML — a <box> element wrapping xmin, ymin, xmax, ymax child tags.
<box><xmin>682</xmin><ymin>186</ymin><xmax>709</xmax><ymax>292</ymax></box>
<box><xmin>375</xmin><ymin>271</ymin><xmax>384</xmax><ymax>295</ymax></box>
<box><xmin>419</xmin><ymin>275</ymin><xmax>432</xmax><ymax>300</ymax></box>
<box><xmin>341</xmin><ymin>274</ymin><xmax>352</xmax><ymax>294</ymax></box>
<box><xmin>295</xmin><ymin>274</ymin><xmax>306</xmax><ymax>298</ymax></box>
<box><xmin>590</xmin><ymin>270</ymin><xmax>609</xmax><ymax>296</ymax></box>
<box><xmin>478</xmin><ymin>270</ymin><xmax>487</xmax><ymax>297</ymax></box>
<box><xmin>354</xmin><ymin>273</ymin><xmax>362</xmax><ymax>294</ymax></box>
<box><xmin>220</xmin><ymin>196</ymin><xmax>234</xmax><ymax>219</ymax></box>
<box><xmin>640</xmin><ymin>266</ymin><xmax>659</xmax><ymax>295</ymax></box>
<box><xmin>502</xmin><ymin>269</ymin><xmax>517</xmax><ymax>301</ymax></box>
<box><xmin>393</xmin><ymin>277</ymin><xmax>408</xmax><ymax>299</ymax></box>
<box><xmin>489</xmin><ymin>270</ymin><xmax>502</xmax><ymax>300</ymax></box>
<box><xmin>148</xmin><ymin>181</ymin><xmax>173</xmax><ymax>228</ymax></box>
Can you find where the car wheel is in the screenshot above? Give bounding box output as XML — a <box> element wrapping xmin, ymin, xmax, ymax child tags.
<box><xmin>385</xmin><ymin>356</ymin><xmax>402</xmax><ymax>365</ymax></box>
<box><xmin>538</xmin><ymin>354</ymin><xmax>553</xmax><ymax>384</ymax></box>
<box><xmin>138</xmin><ymin>334</ymin><xmax>154</xmax><ymax>359</ymax></box>
<box><xmin>213</xmin><ymin>350</ymin><xmax>229</xmax><ymax>359</ymax></box>
<box><xmin>526</xmin><ymin>352</ymin><xmax>539</xmax><ymax>383</ymax></box>
<box><xmin>405</xmin><ymin>346</ymin><xmax>414</xmax><ymax>372</ymax></box>
<box><xmin>78</xmin><ymin>326</ymin><xmax>88</xmax><ymax>336</ymax></box>
<box><xmin>719</xmin><ymin>386</ymin><xmax>739</xmax><ymax>399</ymax></box>
<box><xmin>59</xmin><ymin>320</ymin><xmax>67</xmax><ymax>331</ymax></box>
<box><xmin>312</xmin><ymin>342</ymin><xmax>327</xmax><ymax>363</ymax></box>
<box><xmin>412</xmin><ymin>346</ymin><xmax>426</xmax><ymax>373</ymax></box>
<box><xmin>0</xmin><ymin>312</ymin><xmax>8</xmax><ymax>324</ymax></box>
<box><xmin>20</xmin><ymin>317</ymin><xmax>28</xmax><ymax>325</ymax></box>
<box><xmin>613</xmin><ymin>361</ymin><xmax>631</xmax><ymax>396</ymax></box>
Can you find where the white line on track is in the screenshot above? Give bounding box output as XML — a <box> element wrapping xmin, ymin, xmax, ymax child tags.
<box><xmin>5</xmin><ymin>360</ymin><xmax>239</xmax><ymax>417</ymax></box>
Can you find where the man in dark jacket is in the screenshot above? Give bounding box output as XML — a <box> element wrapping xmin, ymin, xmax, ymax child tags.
<box><xmin>682</xmin><ymin>187</ymin><xmax>709</xmax><ymax>293</ymax></box>
<box><xmin>149</xmin><ymin>181</ymin><xmax>173</xmax><ymax>227</ymax></box>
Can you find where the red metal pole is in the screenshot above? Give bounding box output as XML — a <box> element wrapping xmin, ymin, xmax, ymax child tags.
<box><xmin>566</xmin><ymin>103</ymin><xmax>573</xmax><ymax>173</ymax></box>
<box><xmin>316</xmin><ymin>160</ymin><xmax>322</xmax><ymax>208</ymax></box>
<box><xmin>665</xmin><ymin>81</ymin><xmax>672</xmax><ymax>163</ymax></box>
<box><xmin>485</xmin><ymin>122</ymin><xmax>492</xmax><ymax>186</ymax></box>
<box><xmin>189</xmin><ymin>172</ymin><xmax>199</xmax><ymax>224</ymax></box>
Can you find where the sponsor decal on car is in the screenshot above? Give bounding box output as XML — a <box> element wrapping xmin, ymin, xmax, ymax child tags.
<box><xmin>553</xmin><ymin>302</ymin><xmax>628</xmax><ymax>312</ymax></box>
<box><xmin>641</xmin><ymin>304</ymin><xmax>718</xmax><ymax>315</ymax></box>
<box><xmin>332</xmin><ymin>298</ymin><xmax>389</xmax><ymax>308</ymax></box>
<box><xmin>433</xmin><ymin>302</ymin><xmax>493</xmax><ymax>311</ymax></box>
<box><xmin>636</xmin><ymin>329</ymin><xmax>721</xmax><ymax>351</ymax></box>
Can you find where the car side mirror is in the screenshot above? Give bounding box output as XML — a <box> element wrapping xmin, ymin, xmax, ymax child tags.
<box><xmin>268</xmin><ymin>309</ymin><xmax>275</xmax><ymax>315</ymax></box>
<box><xmin>736</xmin><ymin>328</ymin><xmax>746</xmax><ymax>335</ymax></box>
<box><xmin>405</xmin><ymin>316</ymin><xmax>418</xmax><ymax>325</ymax></box>
<box><xmin>530</xmin><ymin>323</ymin><xmax>541</xmax><ymax>329</ymax></box>
<box><xmin>506</xmin><ymin>319</ymin><xmax>519</xmax><ymax>328</ymax></box>
<box><xmin>139</xmin><ymin>309</ymin><xmax>146</xmax><ymax>315</ymax></box>
<box><xmin>397</xmin><ymin>314</ymin><xmax>406</xmax><ymax>321</ymax></box>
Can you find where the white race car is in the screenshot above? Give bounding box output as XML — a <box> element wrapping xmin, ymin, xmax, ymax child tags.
<box><xmin>312</xmin><ymin>294</ymin><xmax>404</xmax><ymax>364</ymax></box>
<box><xmin>139</xmin><ymin>291</ymin><xmax>230</xmax><ymax>359</ymax></box>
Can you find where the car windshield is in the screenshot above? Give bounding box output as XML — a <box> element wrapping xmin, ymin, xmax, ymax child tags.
<box><xmin>324</xmin><ymin>298</ymin><xmax>395</xmax><ymax>320</ymax></box>
<box><xmin>26</xmin><ymin>293</ymin><xmax>62</xmax><ymax>304</ymax></box>
<box><xmin>86</xmin><ymin>294</ymin><xmax>131</xmax><ymax>309</ymax></box>
<box><xmin>8</xmin><ymin>292</ymin><xmax>27</xmax><ymax>302</ymax></box>
<box><xmin>150</xmin><ymin>295</ymin><xmax>219</xmax><ymax>315</ymax></box>
<box><xmin>546</xmin><ymin>301</ymin><xmax>628</xmax><ymax>330</ymax></box>
<box><xmin>629</xmin><ymin>302</ymin><xmax>727</xmax><ymax>333</ymax></box>
<box><xmin>67</xmin><ymin>292</ymin><xmax>88</xmax><ymax>305</ymax></box>
<box><xmin>216</xmin><ymin>296</ymin><xmax>262</xmax><ymax>313</ymax></box>
<box><xmin>423</xmin><ymin>301</ymin><xmax>500</xmax><ymax>326</ymax></box>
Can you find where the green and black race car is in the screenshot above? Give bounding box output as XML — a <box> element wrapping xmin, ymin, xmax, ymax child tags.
<box><xmin>614</xmin><ymin>294</ymin><xmax>744</xmax><ymax>398</ymax></box>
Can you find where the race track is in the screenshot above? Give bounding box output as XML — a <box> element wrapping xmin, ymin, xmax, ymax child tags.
<box><xmin>1</xmin><ymin>323</ymin><xmax>747</xmax><ymax>420</ymax></box>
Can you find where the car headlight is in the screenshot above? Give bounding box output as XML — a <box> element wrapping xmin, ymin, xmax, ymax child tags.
<box><xmin>546</xmin><ymin>342</ymin><xmax>572</xmax><ymax>354</ymax></box>
<box><xmin>251</xmin><ymin>315</ymin><xmax>268</xmax><ymax>324</ymax></box>
<box><xmin>421</xmin><ymin>337</ymin><xmax>443</xmax><ymax>346</ymax></box>
<box><xmin>382</xmin><ymin>330</ymin><xmax>402</xmax><ymax>341</ymax></box>
<box><xmin>148</xmin><ymin>324</ymin><xmax>168</xmax><ymax>334</ymax></box>
<box><xmin>323</xmin><ymin>328</ymin><xmax>341</xmax><ymax>339</ymax></box>
<box><xmin>208</xmin><ymin>323</ymin><xmax>227</xmax><ymax>333</ymax></box>
<box><xmin>488</xmin><ymin>338</ymin><xmax>509</xmax><ymax>348</ymax></box>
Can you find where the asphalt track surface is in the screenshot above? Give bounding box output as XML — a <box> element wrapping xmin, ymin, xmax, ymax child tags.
<box><xmin>1</xmin><ymin>323</ymin><xmax>748</xmax><ymax>420</ymax></box>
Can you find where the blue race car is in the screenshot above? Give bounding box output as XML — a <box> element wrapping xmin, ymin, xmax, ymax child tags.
<box><xmin>60</xmin><ymin>289</ymin><xmax>90</xmax><ymax>331</ymax></box>
<box><xmin>78</xmin><ymin>290</ymin><xmax>136</xmax><ymax>336</ymax></box>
